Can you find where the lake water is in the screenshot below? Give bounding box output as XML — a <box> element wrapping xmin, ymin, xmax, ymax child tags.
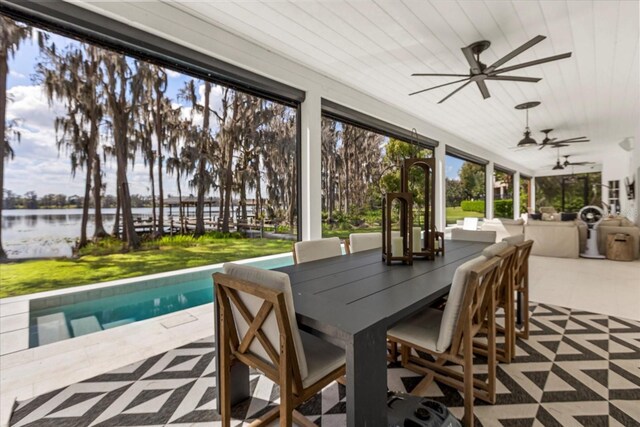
<box><xmin>1</xmin><ymin>208</ymin><xmax>169</xmax><ymax>258</ymax></box>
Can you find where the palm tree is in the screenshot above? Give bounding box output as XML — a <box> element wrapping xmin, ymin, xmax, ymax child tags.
<box><xmin>0</xmin><ymin>16</ymin><xmax>33</xmax><ymax>259</ymax></box>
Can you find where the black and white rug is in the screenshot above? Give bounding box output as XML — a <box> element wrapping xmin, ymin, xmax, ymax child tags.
<box><xmin>9</xmin><ymin>303</ymin><xmax>640</xmax><ymax>426</ymax></box>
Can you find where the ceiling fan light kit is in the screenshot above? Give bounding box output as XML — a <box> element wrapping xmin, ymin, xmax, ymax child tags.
<box><xmin>515</xmin><ymin>101</ymin><xmax>540</xmax><ymax>147</ymax></box>
<box><xmin>410</xmin><ymin>35</ymin><xmax>571</xmax><ymax>103</ymax></box>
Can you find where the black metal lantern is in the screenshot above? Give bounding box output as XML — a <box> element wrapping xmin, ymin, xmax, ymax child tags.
<box><xmin>382</xmin><ymin>192</ymin><xmax>413</xmax><ymax>265</ymax></box>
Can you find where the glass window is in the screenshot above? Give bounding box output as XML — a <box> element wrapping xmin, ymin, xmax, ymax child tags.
<box><xmin>320</xmin><ymin>116</ymin><xmax>433</xmax><ymax>238</ymax></box>
<box><xmin>493</xmin><ymin>169</ymin><xmax>514</xmax><ymax>218</ymax></box>
<box><xmin>445</xmin><ymin>155</ymin><xmax>486</xmax><ymax>225</ymax></box>
<box><xmin>1</xmin><ymin>14</ymin><xmax>298</xmax><ymax>295</ymax></box>
<box><xmin>535</xmin><ymin>172</ymin><xmax>602</xmax><ymax>213</ymax></box>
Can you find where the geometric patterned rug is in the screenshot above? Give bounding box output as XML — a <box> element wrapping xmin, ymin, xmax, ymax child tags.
<box><xmin>9</xmin><ymin>303</ymin><xmax>640</xmax><ymax>427</ymax></box>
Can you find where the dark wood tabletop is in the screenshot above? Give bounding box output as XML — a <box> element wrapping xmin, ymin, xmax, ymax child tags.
<box><xmin>277</xmin><ymin>239</ymin><xmax>490</xmax><ymax>336</ymax></box>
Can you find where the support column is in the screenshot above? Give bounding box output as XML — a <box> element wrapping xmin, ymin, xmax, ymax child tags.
<box><xmin>485</xmin><ymin>161</ymin><xmax>494</xmax><ymax>219</ymax></box>
<box><xmin>300</xmin><ymin>90</ymin><xmax>322</xmax><ymax>240</ymax></box>
<box><xmin>513</xmin><ymin>172</ymin><xmax>520</xmax><ymax>220</ymax></box>
<box><xmin>434</xmin><ymin>143</ymin><xmax>446</xmax><ymax>231</ymax></box>
<box><xmin>530</xmin><ymin>177</ymin><xmax>536</xmax><ymax>213</ymax></box>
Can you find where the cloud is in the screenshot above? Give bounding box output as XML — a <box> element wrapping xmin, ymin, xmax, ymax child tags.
<box><xmin>3</xmin><ymin>84</ymin><xmax>188</xmax><ymax>198</ymax></box>
<box><xmin>165</xmin><ymin>68</ymin><xmax>181</xmax><ymax>78</ymax></box>
<box><xmin>9</xmin><ymin>70</ymin><xmax>26</xmax><ymax>79</ymax></box>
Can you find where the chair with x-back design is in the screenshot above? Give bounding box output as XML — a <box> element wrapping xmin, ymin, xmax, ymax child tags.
<box><xmin>214</xmin><ymin>263</ymin><xmax>346</xmax><ymax>427</ymax></box>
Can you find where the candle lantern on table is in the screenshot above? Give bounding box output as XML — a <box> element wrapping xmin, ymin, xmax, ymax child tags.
<box><xmin>402</xmin><ymin>157</ymin><xmax>438</xmax><ymax>259</ymax></box>
<box><xmin>382</xmin><ymin>192</ymin><xmax>413</xmax><ymax>265</ymax></box>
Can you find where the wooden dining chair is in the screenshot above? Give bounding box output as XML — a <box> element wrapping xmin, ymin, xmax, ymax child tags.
<box><xmin>214</xmin><ymin>263</ymin><xmax>346</xmax><ymax>427</ymax></box>
<box><xmin>292</xmin><ymin>237</ymin><xmax>342</xmax><ymax>264</ymax></box>
<box><xmin>387</xmin><ymin>255</ymin><xmax>502</xmax><ymax>427</ymax></box>
<box><xmin>348</xmin><ymin>232</ymin><xmax>382</xmax><ymax>253</ymax></box>
<box><xmin>512</xmin><ymin>240</ymin><xmax>534</xmax><ymax>340</ymax></box>
<box><xmin>472</xmin><ymin>242</ymin><xmax>517</xmax><ymax>363</ymax></box>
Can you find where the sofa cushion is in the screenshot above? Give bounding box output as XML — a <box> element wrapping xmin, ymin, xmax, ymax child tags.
<box><xmin>528</xmin><ymin>220</ymin><xmax>576</xmax><ymax>227</ymax></box>
<box><xmin>542</xmin><ymin>213</ymin><xmax>561</xmax><ymax>221</ymax></box>
<box><xmin>524</xmin><ymin>224</ymin><xmax>579</xmax><ymax>258</ymax></box>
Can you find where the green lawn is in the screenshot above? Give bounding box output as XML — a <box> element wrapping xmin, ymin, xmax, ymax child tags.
<box><xmin>446</xmin><ymin>206</ymin><xmax>484</xmax><ymax>225</ymax></box>
<box><xmin>321</xmin><ymin>226</ymin><xmax>382</xmax><ymax>240</ymax></box>
<box><xmin>0</xmin><ymin>236</ymin><xmax>293</xmax><ymax>298</ymax></box>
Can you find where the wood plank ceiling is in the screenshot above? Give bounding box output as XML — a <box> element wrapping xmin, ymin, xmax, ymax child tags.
<box><xmin>143</xmin><ymin>1</ymin><xmax>640</xmax><ymax>171</ymax></box>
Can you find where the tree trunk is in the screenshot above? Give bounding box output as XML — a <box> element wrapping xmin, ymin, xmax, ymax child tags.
<box><xmin>221</xmin><ymin>97</ymin><xmax>239</xmax><ymax>234</ymax></box>
<box><xmin>194</xmin><ymin>82</ymin><xmax>211</xmax><ymax>236</ymax></box>
<box><xmin>155</xmin><ymin>91</ymin><xmax>164</xmax><ymax>235</ymax></box>
<box><xmin>77</xmin><ymin>149</ymin><xmax>92</xmax><ymax>249</ymax></box>
<box><xmin>0</xmin><ymin>55</ymin><xmax>8</xmax><ymax>259</ymax></box>
<box><xmin>112</xmin><ymin>192</ymin><xmax>120</xmax><ymax>237</ymax></box>
<box><xmin>147</xmin><ymin>147</ymin><xmax>157</xmax><ymax>236</ymax></box>
<box><xmin>114</xmin><ymin>114</ymin><xmax>139</xmax><ymax>249</ymax></box>
<box><xmin>92</xmin><ymin>154</ymin><xmax>107</xmax><ymax>238</ymax></box>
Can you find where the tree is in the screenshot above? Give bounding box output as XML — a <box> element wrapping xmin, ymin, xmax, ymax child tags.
<box><xmin>136</xmin><ymin>63</ymin><xmax>171</xmax><ymax>235</ymax></box>
<box><xmin>459</xmin><ymin>162</ymin><xmax>486</xmax><ymax>200</ymax></box>
<box><xmin>39</xmin><ymin>42</ymin><xmax>107</xmax><ymax>249</ymax></box>
<box><xmin>0</xmin><ymin>16</ymin><xmax>33</xmax><ymax>259</ymax></box>
<box><xmin>179</xmin><ymin>79</ymin><xmax>217</xmax><ymax>236</ymax></box>
<box><xmin>101</xmin><ymin>51</ymin><xmax>140</xmax><ymax>249</ymax></box>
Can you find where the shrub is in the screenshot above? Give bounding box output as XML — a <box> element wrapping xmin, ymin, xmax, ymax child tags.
<box><xmin>494</xmin><ymin>199</ymin><xmax>514</xmax><ymax>218</ymax></box>
<box><xmin>461</xmin><ymin>200</ymin><xmax>485</xmax><ymax>213</ymax></box>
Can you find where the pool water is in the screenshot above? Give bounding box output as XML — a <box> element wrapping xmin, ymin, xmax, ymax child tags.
<box><xmin>29</xmin><ymin>254</ymin><xmax>293</xmax><ymax>347</ymax></box>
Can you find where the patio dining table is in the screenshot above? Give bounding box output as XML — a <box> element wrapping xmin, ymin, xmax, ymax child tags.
<box><xmin>216</xmin><ymin>239</ymin><xmax>490</xmax><ymax>426</ymax></box>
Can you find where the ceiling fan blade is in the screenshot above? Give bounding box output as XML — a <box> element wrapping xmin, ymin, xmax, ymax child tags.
<box><xmin>411</xmin><ymin>73</ymin><xmax>470</xmax><ymax>77</ymax></box>
<box><xmin>569</xmin><ymin>162</ymin><xmax>595</xmax><ymax>166</ymax></box>
<box><xmin>476</xmin><ymin>80</ymin><xmax>491</xmax><ymax>99</ymax></box>
<box><xmin>461</xmin><ymin>46</ymin><xmax>482</xmax><ymax>74</ymax></box>
<box><xmin>554</xmin><ymin>137</ymin><xmax>588</xmax><ymax>142</ymax></box>
<box><xmin>493</xmin><ymin>52</ymin><xmax>572</xmax><ymax>75</ymax></box>
<box><xmin>438</xmin><ymin>80</ymin><xmax>473</xmax><ymax>103</ymax></box>
<box><xmin>486</xmin><ymin>75</ymin><xmax>542</xmax><ymax>82</ymax></box>
<box><xmin>485</xmin><ymin>35</ymin><xmax>546</xmax><ymax>73</ymax></box>
<box><xmin>409</xmin><ymin>77</ymin><xmax>470</xmax><ymax>96</ymax></box>
<box><xmin>553</xmin><ymin>140</ymin><xmax>589</xmax><ymax>144</ymax></box>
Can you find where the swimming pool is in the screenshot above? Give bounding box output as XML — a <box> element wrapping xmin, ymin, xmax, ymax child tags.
<box><xmin>28</xmin><ymin>253</ymin><xmax>293</xmax><ymax>347</ymax></box>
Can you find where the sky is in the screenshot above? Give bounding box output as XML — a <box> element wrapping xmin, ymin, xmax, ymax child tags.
<box><xmin>4</xmin><ymin>20</ymin><xmax>464</xmax><ymax>199</ymax></box>
<box><xmin>3</xmin><ymin>26</ymin><xmax>224</xmax><ymax>199</ymax></box>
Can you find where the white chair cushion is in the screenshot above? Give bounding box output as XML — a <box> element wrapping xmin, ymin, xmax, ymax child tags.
<box><xmin>222</xmin><ymin>263</ymin><xmax>308</xmax><ymax>380</ymax></box>
<box><xmin>295</xmin><ymin>237</ymin><xmax>342</xmax><ymax>264</ymax></box>
<box><xmin>349</xmin><ymin>232</ymin><xmax>382</xmax><ymax>253</ymax></box>
<box><xmin>388</xmin><ymin>308</ymin><xmax>442</xmax><ymax>353</ymax></box>
<box><xmin>502</xmin><ymin>234</ymin><xmax>525</xmax><ymax>246</ymax></box>
<box><xmin>436</xmin><ymin>255</ymin><xmax>488</xmax><ymax>352</ymax></box>
<box><xmin>482</xmin><ymin>241</ymin><xmax>509</xmax><ymax>258</ymax></box>
<box><xmin>299</xmin><ymin>331</ymin><xmax>345</xmax><ymax>388</ymax></box>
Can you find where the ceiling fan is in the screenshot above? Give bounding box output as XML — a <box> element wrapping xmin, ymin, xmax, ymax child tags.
<box><xmin>549</xmin><ymin>151</ymin><xmax>595</xmax><ymax>170</ymax></box>
<box><xmin>410</xmin><ymin>35</ymin><xmax>572</xmax><ymax>103</ymax></box>
<box><xmin>562</xmin><ymin>155</ymin><xmax>595</xmax><ymax>167</ymax></box>
<box><xmin>538</xmin><ymin>129</ymin><xmax>590</xmax><ymax>150</ymax></box>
